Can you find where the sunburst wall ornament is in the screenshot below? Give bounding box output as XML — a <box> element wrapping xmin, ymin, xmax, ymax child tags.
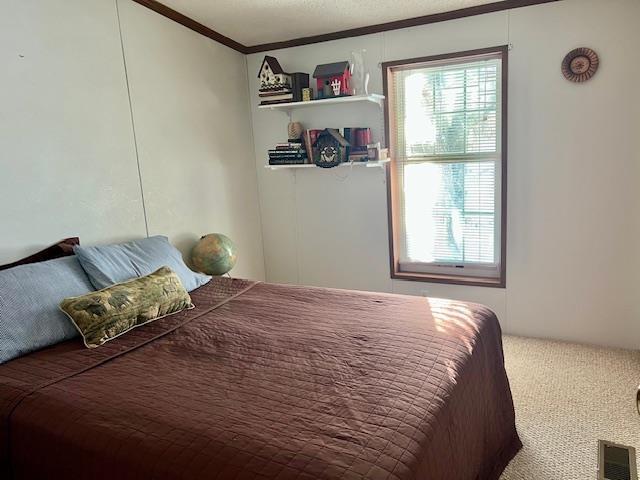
<box><xmin>561</xmin><ymin>47</ymin><xmax>599</xmax><ymax>83</ymax></box>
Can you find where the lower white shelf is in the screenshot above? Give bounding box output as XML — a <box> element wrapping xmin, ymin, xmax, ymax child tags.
<box><xmin>265</xmin><ymin>159</ymin><xmax>390</xmax><ymax>170</ymax></box>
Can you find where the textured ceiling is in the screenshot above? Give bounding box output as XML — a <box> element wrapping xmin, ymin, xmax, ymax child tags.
<box><xmin>159</xmin><ymin>0</ymin><xmax>505</xmax><ymax>47</ymax></box>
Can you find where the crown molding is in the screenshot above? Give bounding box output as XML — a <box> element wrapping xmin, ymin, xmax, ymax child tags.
<box><xmin>132</xmin><ymin>0</ymin><xmax>562</xmax><ymax>55</ymax></box>
<box><xmin>244</xmin><ymin>0</ymin><xmax>561</xmax><ymax>53</ymax></box>
<box><xmin>130</xmin><ymin>0</ymin><xmax>249</xmax><ymax>53</ymax></box>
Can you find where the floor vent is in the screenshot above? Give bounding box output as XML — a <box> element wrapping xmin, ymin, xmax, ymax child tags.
<box><xmin>599</xmin><ymin>440</ymin><xmax>637</xmax><ymax>480</ymax></box>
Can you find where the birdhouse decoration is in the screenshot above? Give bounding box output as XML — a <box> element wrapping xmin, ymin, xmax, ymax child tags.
<box><xmin>258</xmin><ymin>56</ymin><xmax>291</xmax><ymax>92</ymax></box>
<box><xmin>313</xmin><ymin>61</ymin><xmax>352</xmax><ymax>98</ymax></box>
<box><xmin>313</xmin><ymin>129</ymin><xmax>351</xmax><ymax>168</ymax></box>
<box><xmin>258</xmin><ymin>56</ymin><xmax>293</xmax><ymax>104</ymax></box>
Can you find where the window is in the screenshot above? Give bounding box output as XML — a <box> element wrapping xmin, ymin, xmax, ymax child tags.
<box><xmin>383</xmin><ymin>47</ymin><xmax>507</xmax><ymax>287</ymax></box>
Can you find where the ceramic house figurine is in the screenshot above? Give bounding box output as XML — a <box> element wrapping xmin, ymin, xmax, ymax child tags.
<box><xmin>312</xmin><ymin>61</ymin><xmax>352</xmax><ymax>98</ymax></box>
<box><xmin>312</xmin><ymin>128</ymin><xmax>350</xmax><ymax>168</ymax></box>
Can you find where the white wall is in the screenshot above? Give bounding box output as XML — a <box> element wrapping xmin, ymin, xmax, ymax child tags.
<box><xmin>0</xmin><ymin>0</ymin><xmax>265</xmax><ymax>280</ymax></box>
<box><xmin>247</xmin><ymin>0</ymin><xmax>640</xmax><ymax>349</ymax></box>
<box><xmin>0</xmin><ymin>0</ymin><xmax>146</xmax><ymax>258</ymax></box>
<box><xmin>117</xmin><ymin>1</ymin><xmax>265</xmax><ymax>279</ymax></box>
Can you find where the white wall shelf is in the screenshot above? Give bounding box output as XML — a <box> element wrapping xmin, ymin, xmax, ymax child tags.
<box><xmin>265</xmin><ymin>159</ymin><xmax>389</xmax><ymax>170</ymax></box>
<box><xmin>258</xmin><ymin>94</ymin><xmax>385</xmax><ymax>112</ymax></box>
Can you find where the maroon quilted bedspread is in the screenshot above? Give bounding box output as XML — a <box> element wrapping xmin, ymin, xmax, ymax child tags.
<box><xmin>0</xmin><ymin>278</ymin><xmax>520</xmax><ymax>479</ymax></box>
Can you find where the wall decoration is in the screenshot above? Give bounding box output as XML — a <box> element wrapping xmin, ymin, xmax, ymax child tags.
<box><xmin>312</xmin><ymin>129</ymin><xmax>350</xmax><ymax>168</ymax></box>
<box><xmin>561</xmin><ymin>47</ymin><xmax>599</xmax><ymax>83</ymax></box>
<box><xmin>313</xmin><ymin>61</ymin><xmax>352</xmax><ymax>98</ymax></box>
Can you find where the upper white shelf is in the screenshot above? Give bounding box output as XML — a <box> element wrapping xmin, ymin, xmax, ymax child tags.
<box><xmin>258</xmin><ymin>94</ymin><xmax>385</xmax><ymax>111</ymax></box>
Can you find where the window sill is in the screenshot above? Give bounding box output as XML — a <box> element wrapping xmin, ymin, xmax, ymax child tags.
<box><xmin>391</xmin><ymin>270</ymin><xmax>505</xmax><ymax>288</ymax></box>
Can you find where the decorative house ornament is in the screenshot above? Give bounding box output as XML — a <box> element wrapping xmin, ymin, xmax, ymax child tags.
<box><xmin>561</xmin><ymin>47</ymin><xmax>599</xmax><ymax>83</ymax></box>
<box><xmin>312</xmin><ymin>61</ymin><xmax>352</xmax><ymax>98</ymax></box>
<box><xmin>312</xmin><ymin>129</ymin><xmax>350</xmax><ymax>168</ymax></box>
<box><xmin>258</xmin><ymin>56</ymin><xmax>291</xmax><ymax>92</ymax></box>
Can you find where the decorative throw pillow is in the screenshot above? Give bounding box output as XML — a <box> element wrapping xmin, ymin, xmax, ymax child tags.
<box><xmin>60</xmin><ymin>266</ymin><xmax>193</xmax><ymax>348</ymax></box>
<box><xmin>74</xmin><ymin>236</ymin><xmax>210</xmax><ymax>292</ymax></box>
<box><xmin>0</xmin><ymin>255</ymin><xmax>94</xmax><ymax>364</ymax></box>
<box><xmin>0</xmin><ymin>237</ymin><xmax>80</xmax><ymax>271</ymax></box>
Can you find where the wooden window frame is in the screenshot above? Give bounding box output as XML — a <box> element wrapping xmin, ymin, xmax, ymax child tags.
<box><xmin>382</xmin><ymin>45</ymin><xmax>508</xmax><ymax>288</ymax></box>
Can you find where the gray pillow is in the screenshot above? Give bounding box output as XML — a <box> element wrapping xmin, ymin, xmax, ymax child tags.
<box><xmin>73</xmin><ymin>236</ymin><xmax>211</xmax><ymax>292</ymax></box>
<box><xmin>0</xmin><ymin>256</ymin><xmax>95</xmax><ymax>364</ymax></box>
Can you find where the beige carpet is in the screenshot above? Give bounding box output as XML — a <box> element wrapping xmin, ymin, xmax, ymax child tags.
<box><xmin>500</xmin><ymin>336</ymin><xmax>640</xmax><ymax>479</ymax></box>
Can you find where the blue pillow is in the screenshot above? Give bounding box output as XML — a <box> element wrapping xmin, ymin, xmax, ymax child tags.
<box><xmin>73</xmin><ymin>236</ymin><xmax>210</xmax><ymax>292</ymax></box>
<box><xmin>0</xmin><ymin>256</ymin><xmax>95</xmax><ymax>364</ymax></box>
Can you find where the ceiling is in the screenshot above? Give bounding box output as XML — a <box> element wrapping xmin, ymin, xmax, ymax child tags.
<box><xmin>159</xmin><ymin>0</ymin><xmax>506</xmax><ymax>47</ymax></box>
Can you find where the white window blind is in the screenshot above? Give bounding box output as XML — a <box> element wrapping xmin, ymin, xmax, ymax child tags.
<box><xmin>388</xmin><ymin>52</ymin><xmax>503</xmax><ymax>281</ymax></box>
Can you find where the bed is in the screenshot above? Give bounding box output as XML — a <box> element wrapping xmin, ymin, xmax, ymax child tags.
<box><xmin>0</xmin><ymin>278</ymin><xmax>520</xmax><ymax>479</ymax></box>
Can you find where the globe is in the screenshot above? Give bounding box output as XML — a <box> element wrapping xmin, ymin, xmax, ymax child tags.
<box><xmin>191</xmin><ymin>233</ymin><xmax>237</xmax><ymax>276</ymax></box>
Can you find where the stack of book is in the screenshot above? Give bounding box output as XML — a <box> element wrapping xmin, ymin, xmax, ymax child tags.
<box><xmin>268</xmin><ymin>143</ymin><xmax>308</xmax><ymax>165</ymax></box>
<box><xmin>260</xmin><ymin>88</ymin><xmax>293</xmax><ymax>105</ymax></box>
<box><xmin>348</xmin><ymin>146</ymin><xmax>369</xmax><ymax>162</ymax></box>
<box><xmin>343</xmin><ymin>127</ymin><xmax>373</xmax><ymax>162</ymax></box>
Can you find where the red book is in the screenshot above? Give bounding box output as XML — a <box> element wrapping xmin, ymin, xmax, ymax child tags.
<box><xmin>355</xmin><ymin>128</ymin><xmax>372</xmax><ymax>147</ymax></box>
<box><xmin>309</xmin><ymin>129</ymin><xmax>322</xmax><ymax>146</ymax></box>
